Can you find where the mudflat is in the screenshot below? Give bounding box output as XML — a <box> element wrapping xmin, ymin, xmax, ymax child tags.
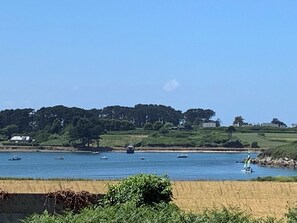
<box><xmin>0</xmin><ymin>180</ymin><xmax>296</xmax><ymax>219</ymax></box>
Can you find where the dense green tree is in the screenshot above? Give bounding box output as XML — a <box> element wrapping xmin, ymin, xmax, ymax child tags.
<box><xmin>98</xmin><ymin>119</ymin><xmax>135</xmax><ymax>131</ymax></box>
<box><xmin>69</xmin><ymin>118</ymin><xmax>103</xmax><ymax>147</ymax></box>
<box><xmin>215</xmin><ymin>118</ymin><xmax>221</xmax><ymax>127</ymax></box>
<box><xmin>50</xmin><ymin>118</ymin><xmax>62</xmax><ymax>134</ymax></box>
<box><xmin>0</xmin><ymin>109</ymin><xmax>34</xmax><ymax>132</ymax></box>
<box><xmin>159</xmin><ymin>126</ymin><xmax>170</xmax><ymax>134</ymax></box>
<box><xmin>132</xmin><ymin>104</ymin><xmax>182</xmax><ymax>127</ymax></box>
<box><xmin>227</xmin><ymin>126</ymin><xmax>236</xmax><ymax>140</ymax></box>
<box><xmin>152</xmin><ymin>121</ymin><xmax>163</xmax><ymax>130</ymax></box>
<box><xmin>164</xmin><ymin>122</ymin><xmax>174</xmax><ymax>129</ymax></box>
<box><xmin>271</xmin><ymin>118</ymin><xmax>287</xmax><ymax>127</ymax></box>
<box><xmin>99</xmin><ymin>106</ymin><xmax>133</xmax><ymax>120</ymax></box>
<box><xmin>143</xmin><ymin>122</ymin><xmax>153</xmax><ymax>130</ymax></box>
<box><xmin>184</xmin><ymin>108</ymin><xmax>215</xmax><ymax>125</ymax></box>
<box><xmin>2</xmin><ymin>124</ymin><xmax>19</xmax><ymax>139</ymax></box>
<box><xmin>233</xmin><ymin>116</ymin><xmax>244</xmax><ymax>126</ymax></box>
<box><xmin>183</xmin><ymin>121</ymin><xmax>193</xmax><ymax>130</ymax></box>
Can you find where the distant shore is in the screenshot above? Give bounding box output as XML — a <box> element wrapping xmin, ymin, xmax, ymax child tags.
<box><xmin>0</xmin><ymin>145</ymin><xmax>262</xmax><ymax>153</ymax></box>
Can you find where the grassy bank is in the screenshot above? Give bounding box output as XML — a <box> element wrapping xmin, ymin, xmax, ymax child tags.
<box><xmin>259</xmin><ymin>141</ymin><xmax>297</xmax><ymax>160</ymax></box>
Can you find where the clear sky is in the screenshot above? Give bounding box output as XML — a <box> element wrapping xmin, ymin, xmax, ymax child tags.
<box><xmin>0</xmin><ymin>1</ymin><xmax>296</xmax><ymax>126</ymax></box>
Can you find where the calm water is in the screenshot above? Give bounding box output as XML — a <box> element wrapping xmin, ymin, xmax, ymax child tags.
<box><xmin>0</xmin><ymin>152</ymin><xmax>296</xmax><ymax>180</ymax></box>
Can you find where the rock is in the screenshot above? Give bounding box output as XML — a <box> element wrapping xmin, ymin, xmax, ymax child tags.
<box><xmin>253</xmin><ymin>156</ymin><xmax>297</xmax><ymax>168</ymax></box>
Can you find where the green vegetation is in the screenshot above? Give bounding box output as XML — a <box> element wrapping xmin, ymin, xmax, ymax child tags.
<box><xmin>103</xmin><ymin>174</ymin><xmax>172</xmax><ymax>206</ymax></box>
<box><xmin>100</xmin><ymin>132</ymin><xmax>149</xmax><ymax>147</ymax></box>
<box><xmin>22</xmin><ymin>203</ymin><xmax>283</xmax><ymax>223</ymax></box>
<box><xmin>135</xmin><ymin>129</ymin><xmax>230</xmax><ymax>148</ymax></box>
<box><xmin>259</xmin><ymin>142</ymin><xmax>297</xmax><ymax>160</ymax></box>
<box><xmin>0</xmin><ymin>105</ymin><xmax>216</xmax><ymax>148</ymax></box>
<box><xmin>1</xmin><ymin>105</ymin><xmax>297</xmax><ymax>150</ymax></box>
<box><xmin>253</xmin><ymin>176</ymin><xmax>297</xmax><ymax>182</ymax></box>
<box><xmin>234</xmin><ymin>133</ymin><xmax>297</xmax><ymax>148</ymax></box>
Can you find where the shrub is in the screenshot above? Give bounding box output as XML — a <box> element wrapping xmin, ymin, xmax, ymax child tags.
<box><xmin>143</xmin><ymin>122</ymin><xmax>153</xmax><ymax>130</ymax></box>
<box><xmin>103</xmin><ymin>174</ymin><xmax>172</xmax><ymax>207</ymax></box>
<box><xmin>251</xmin><ymin>141</ymin><xmax>260</xmax><ymax>148</ymax></box>
<box><xmin>159</xmin><ymin>126</ymin><xmax>170</xmax><ymax>134</ymax></box>
<box><xmin>22</xmin><ymin>204</ymin><xmax>275</xmax><ymax>223</ymax></box>
<box><xmin>223</xmin><ymin>140</ymin><xmax>244</xmax><ymax>148</ymax></box>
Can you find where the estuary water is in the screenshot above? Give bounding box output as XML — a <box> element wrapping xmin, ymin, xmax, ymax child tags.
<box><xmin>0</xmin><ymin>152</ymin><xmax>296</xmax><ymax>180</ymax></box>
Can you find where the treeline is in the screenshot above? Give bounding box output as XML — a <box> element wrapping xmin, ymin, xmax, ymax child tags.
<box><xmin>0</xmin><ymin>104</ymin><xmax>217</xmax><ymax>145</ymax></box>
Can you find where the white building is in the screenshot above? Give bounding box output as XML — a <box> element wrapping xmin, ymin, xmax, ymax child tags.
<box><xmin>10</xmin><ymin>136</ymin><xmax>32</xmax><ymax>143</ymax></box>
<box><xmin>261</xmin><ymin>123</ymin><xmax>279</xmax><ymax>128</ymax></box>
<box><xmin>202</xmin><ymin>122</ymin><xmax>216</xmax><ymax>128</ymax></box>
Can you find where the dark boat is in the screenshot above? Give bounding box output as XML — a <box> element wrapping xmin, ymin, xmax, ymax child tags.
<box><xmin>126</xmin><ymin>145</ymin><xmax>134</xmax><ymax>154</ymax></box>
<box><xmin>8</xmin><ymin>156</ymin><xmax>21</xmax><ymax>161</ymax></box>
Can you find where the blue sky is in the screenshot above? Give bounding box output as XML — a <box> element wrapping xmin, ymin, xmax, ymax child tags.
<box><xmin>0</xmin><ymin>1</ymin><xmax>296</xmax><ymax>126</ymax></box>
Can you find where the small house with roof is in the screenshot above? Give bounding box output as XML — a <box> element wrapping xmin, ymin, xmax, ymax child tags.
<box><xmin>10</xmin><ymin>136</ymin><xmax>32</xmax><ymax>144</ymax></box>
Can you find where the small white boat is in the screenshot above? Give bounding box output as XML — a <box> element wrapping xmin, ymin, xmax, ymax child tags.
<box><xmin>8</xmin><ymin>155</ymin><xmax>21</xmax><ymax>161</ymax></box>
<box><xmin>100</xmin><ymin>156</ymin><xmax>108</xmax><ymax>160</ymax></box>
<box><xmin>92</xmin><ymin>152</ymin><xmax>100</xmax><ymax>155</ymax></box>
<box><xmin>177</xmin><ymin>154</ymin><xmax>188</xmax><ymax>158</ymax></box>
<box><xmin>241</xmin><ymin>167</ymin><xmax>254</xmax><ymax>173</ymax></box>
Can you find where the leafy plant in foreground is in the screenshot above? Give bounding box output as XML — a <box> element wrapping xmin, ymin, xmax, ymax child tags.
<box><xmin>102</xmin><ymin>173</ymin><xmax>172</xmax><ymax>206</ymax></box>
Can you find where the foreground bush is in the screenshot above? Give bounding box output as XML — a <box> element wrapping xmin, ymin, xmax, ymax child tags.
<box><xmin>22</xmin><ymin>203</ymin><xmax>283</xmax><ymax>223</ymax></box>
<box><xmin>103</xmin><ymin>174</ymin><xmax>172</xmax><ymax>206</ymax></box>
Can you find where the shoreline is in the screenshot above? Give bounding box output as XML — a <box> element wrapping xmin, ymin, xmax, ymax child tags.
<box><xmin>0</xmin><ymin>145</ymin><xmax>262</xmax><ymax>153</ymax></box>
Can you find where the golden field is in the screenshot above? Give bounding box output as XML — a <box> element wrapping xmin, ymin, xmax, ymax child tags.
<box><xmin>1</xmin><ymin>180</ymin><xmax>297</xmax><ymax>219</ymax></box>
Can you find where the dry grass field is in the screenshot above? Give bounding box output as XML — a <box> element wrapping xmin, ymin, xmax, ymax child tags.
<box><xmin>1</xmin><ymin>180</ymin><xmax>297</xmax><ymax>219</ymax></box>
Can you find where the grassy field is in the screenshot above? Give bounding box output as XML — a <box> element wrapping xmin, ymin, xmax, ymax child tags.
<box><xmin>1</xmin><ymin>180</ymin><xmax>296</xmax><ymax>219</ymax></box>
<box><xmin>100</xmin><ymin>130</ymin><xmax>297</xmax><ymax>149</ymax></box>
<box><xmin>100</xmin><ymin>133</ymin><xmax>149</xmax><ymax>147</ymax></box>
<box><xmin>234</xmin><ymin>132</ymin><xmax>297</xmax><ymax>148</ymax></box>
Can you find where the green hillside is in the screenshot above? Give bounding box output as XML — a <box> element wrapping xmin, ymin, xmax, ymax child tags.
<box><xmin>259</xmin><ymin>141</ymin><xmax>297</xmax><ymax>160</ymax></box>
<box><xmin>234</xmin><ymin>132</ymin><xmax>297</xmax><ymax>148</ymax></box>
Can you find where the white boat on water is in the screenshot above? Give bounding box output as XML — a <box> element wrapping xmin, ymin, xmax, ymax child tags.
<box><xmin>100</xmin><ymin>156</ymin><xmax>108</xmax><ymax>160</ymax></box>
<box><xmin>177</xmin><ymin>154</ymin><xmax>188</xmax><ymax>158</ymax></box>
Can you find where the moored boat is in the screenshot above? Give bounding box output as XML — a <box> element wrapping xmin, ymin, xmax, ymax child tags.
<box><xmin>177</xmin><ymin>154</ymin><xmax>188</xmax><ymax>158</ymax></box>
<box><xmin>8</xmin><ymin>155</ymin><xmax>21</xmax><ymax>161</ymax></box>
<box><xmin>126</xmin><ymin>145</ymin><xmax>134</xmax><ymax>154</ymax></box>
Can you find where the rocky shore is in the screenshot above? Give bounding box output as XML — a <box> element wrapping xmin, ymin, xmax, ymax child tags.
<box><xmin>252</xmin><ymin>156</ymin><xmax>297</xmax><ymax>168</ymax></box>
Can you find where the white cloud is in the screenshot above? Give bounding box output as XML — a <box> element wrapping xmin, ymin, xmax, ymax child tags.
<box><xmin>163</xmin><ymin>79</ymin><xmax>180</xmax><ymax>92</ymax></box>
